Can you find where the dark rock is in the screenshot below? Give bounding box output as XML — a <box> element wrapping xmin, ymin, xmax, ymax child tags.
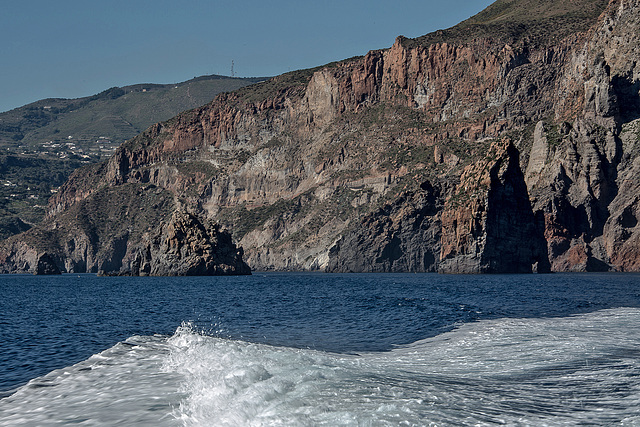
<box><xmin>115</xmin><ymin>208</ymin><xmax>251</xmax><ymax>276</ymax></box>
<box><xmin>327</xmin><ymin>179</ymin><xmax>447</xmax><ymax>272</ymax></box>
<box><xmin>34</xmin><ymin>253</ymin><xmax>61</xmax><ymax>275</ymax></box>
<box><xmin>439</xmin><ymin>140</ymin><xmax>550</xmax><ymax>274</ymax></box>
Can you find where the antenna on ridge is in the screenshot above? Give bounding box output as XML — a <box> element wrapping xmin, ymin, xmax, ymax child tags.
<box><xmin>231</xmin><ymin>60</ymin><xmax>235</xmax><ymax>77</ymax></box>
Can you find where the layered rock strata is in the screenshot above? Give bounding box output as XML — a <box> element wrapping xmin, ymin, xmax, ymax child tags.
<box><xmin>4</xmin><ymin>0</ymin><xmax>640</xmax><ymax>274</ymax></box>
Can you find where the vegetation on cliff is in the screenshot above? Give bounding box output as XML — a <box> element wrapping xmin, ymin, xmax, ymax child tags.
<box><xmin>0</xmin><ymin>75</ymin><xmax>266</xmax><ymax>153</ymax></box>
<box><xmin>4</xmin><ymin>0</ymin><xmax>640</xmax><ymax>274</ymax></box>
<box><xmin>0</xmin><ymin>154</ymin><xmax>83</xmax><ymax>239</ymax></box>
<box><xmin>404</xmin><ymin>0</ymin><xmax>609</xmax><ymax>49</ymax></box>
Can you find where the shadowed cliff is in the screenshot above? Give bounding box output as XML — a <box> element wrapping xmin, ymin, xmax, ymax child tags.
<box><xmin>4</xmin><ymin>0</ymin><xmax>640</xmax><ymax>274</ymax></box>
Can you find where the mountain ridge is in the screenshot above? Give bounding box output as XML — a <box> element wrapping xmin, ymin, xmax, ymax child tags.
<box><xmin>0</xmin><ymin>74</ymin><xmax>267</xmax><ymax>153</ymax></box>
<box><xmin>3</xmin><ymin>0</ymin><xmax>640</xmax><ymax>274</ymax></box>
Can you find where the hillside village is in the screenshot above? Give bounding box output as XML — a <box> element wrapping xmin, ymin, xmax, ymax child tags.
<box><xmin>0</xmin><ymin>74</ymin><xmax>265</xmax><ymax>239</ymax></box>
<box><xmin>36</xmin><ymin>136</ymin><xmax>118</xmax><ymax>160</ymax></box>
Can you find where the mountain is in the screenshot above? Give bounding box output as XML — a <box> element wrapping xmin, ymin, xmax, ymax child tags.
<box><xmin>0</xmin><ymin>75</ymin><xmax>265</xmax><ymax>240</ymax></box>
<box><xmin>3</xmin><ymin>0</ymin><xmax>640</xmax><ymax>274</ymax></box>
<box><xmin>0</xmin><ymin>75</ymin><xmax>267</xmax><ymax>157</ymax></box>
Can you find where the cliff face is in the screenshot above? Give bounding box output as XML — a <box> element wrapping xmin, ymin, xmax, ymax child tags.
<box><xmin>523</xmin><ymin>0</ymin><xmax>640</xmax><ymax>271</ymax></box>
<box><xmin>439</xmin><ymin>140</ymin><xmax>550</xmax><ymax>273</ymax></box>
<box><xmin>326</xmin><ymin>179</ymin><xmax>448</xmax><ymax>273</ymax></box>
<box><xmin>0</xmin><ymin>184</ymin><xmax>250</xmax><ymax>275</ymax></box>
<box><xmin>4</xmin><ymin>0</ymin><xmax>640</xmax><ymax>274</ymax></box>
<box><xmin>116</xmin><ymin>208</ymin><xmax>250</xmax><ymax>276</ymax></box>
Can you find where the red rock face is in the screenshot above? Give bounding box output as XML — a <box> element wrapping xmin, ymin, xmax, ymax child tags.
<box><xmin>6</xmin><ymin>0</ymin><xmax>640</xmax><ymax>274</ymax></box>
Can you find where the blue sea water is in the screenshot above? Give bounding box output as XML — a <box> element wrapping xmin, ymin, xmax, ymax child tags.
<box><xmin>1</xmin><ymin>272</ymin><xmax>639</xmax><ymax>425</ymax></box>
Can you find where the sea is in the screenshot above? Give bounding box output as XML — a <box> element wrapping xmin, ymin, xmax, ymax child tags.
<box><xmin>1</xmin><ymin>272</ymin><xmax>639</xmax><ymax>426</ymax></box>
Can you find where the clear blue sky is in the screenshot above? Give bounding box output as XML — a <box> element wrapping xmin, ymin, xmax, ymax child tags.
<box><xmin>0</xmin><ymin>0</ymin><xmax>494</xmax><ymax>113</ymax></box>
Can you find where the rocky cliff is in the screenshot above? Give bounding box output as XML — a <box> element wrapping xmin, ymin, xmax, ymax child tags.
<box><xmin>327</xmin><ymin>179</ymin><xmax>449</xmax><ymax>273</ymax></box>
<box><xmin>112</xmin><ymin>208</ymin><xmax>250</xmax><ymax>276</ymax></box>
<box><xmin>0</xmin><ymin>184</ymin><xmax>250</xmax><ymax>275</ymax></box>
<box><xmin>3</xmin><ymin>0</ymin><xmax>640</xmax><ymax>274</ymax></box>
<box><xmin>0</xmin><ymin>75</ymin><xmax>266</xmax><ymax>243</ymax></box>
<box><xmin>438</xmin><ymin>139</ymin><xmax>550</xmax><ymax>273</ymax></box>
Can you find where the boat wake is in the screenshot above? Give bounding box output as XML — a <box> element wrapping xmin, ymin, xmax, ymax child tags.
<box><xmin>2</xmin><ymin>308</ymin><xmax>640</xmax><ymax>425</ymax></box>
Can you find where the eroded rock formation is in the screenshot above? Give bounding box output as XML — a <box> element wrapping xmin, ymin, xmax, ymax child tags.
<box><xmin>112</xmin><ymin>208</ymin><xmax>250</xmax><ymax>276</ymax></box>
<box><xmin>0</xmin><ymin>184</ymin><xmax>250</xmax><ymax>275</ymax></box>
<box><xmin>4</xmin><ymin>0</ymin><xmax>640</xmax><ymax>274</ymax></box>
<box><xmin>438</xmin><ymin>140</ymin><xmax>550</xmax><ymax>273</ymax></box>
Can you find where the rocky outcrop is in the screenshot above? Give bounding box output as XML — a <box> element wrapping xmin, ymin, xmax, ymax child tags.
<box><xmin>111</xmin><ymin>209</ymin><xmax>250</xmax><ymax>276</ymax></box>
<box><xmin>521</xmin><ymin>0</ymin><xmax>640</xmax><ymax>272</ymax></box>
<box><xmin>526</xmin><ymin>119</ymin><xmax>620</xmax><ymax>271</ymax></box>
<box><xmin>0</xmin><ymin>183</ymin><xmax>250</xmax><ymax>275</ymax></box>
<box><xmin>439</xmin><ymin>140</ymin><xmax>549</xmax><ymax>273</ymax></box>
<box><xmin>0</xmin><ymin>246</ymin><xmax>62</xmax><ymax>275</ymax></box>
<box><xmin>0</xmin><ymin>242</ymin><xmax>58</xmax><ymax>275</ymax></box>
<box><xmin>7</xmin><ymin>0</ymin><xmax>640</xmax><ymax>274</ymax></box>
<box><xmin>327</xmin><ymin>180</ymin><xmax>448</xmax><ymax>273</ymax></box>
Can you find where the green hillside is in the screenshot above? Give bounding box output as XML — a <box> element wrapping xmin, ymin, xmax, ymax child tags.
<box><xmin>0</xmin><ymin>154</ymin><xmax>84</xmax><ymax>239</ymax></box>
<box><xmin>0</xmin><ymin>75</ymin><xmax>266</xmax><ymax>160</ymax></box>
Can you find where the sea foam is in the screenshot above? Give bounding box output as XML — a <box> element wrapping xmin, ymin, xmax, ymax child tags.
<box><xmin>2</xmin><ymin>308</ymin><xmax>640</xmax><ymax>426</ymax></box>
<box><xmin>165</xmin><ymin>308</ymin><xmax>640</xmax><ymax>426</ymax></box>
<box><xmin>0</xmin><ymin>336</ymin><xmax>182</xmax><ymax>426</ymax></box>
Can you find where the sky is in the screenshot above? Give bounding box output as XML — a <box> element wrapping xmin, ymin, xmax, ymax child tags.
<box><xmin>0</xmin><ymin>0</ymin><xmax>495</xmax><ymax>113</ymax></box>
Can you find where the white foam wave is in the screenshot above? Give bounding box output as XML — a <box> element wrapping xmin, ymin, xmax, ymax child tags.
<box><xmin>166</xmin><ymin>308</ymin><xmax>640</xmax><ymax>426</ymax></box>
<box><xmin>2</xmin><ymin>309</ymin><xmax>640</xmax><ymax>426</ymax></box>
<box><xmin>0</xmin><ymin>335</ymin><xmax>183</xmax><ymax>426</ymax></box>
